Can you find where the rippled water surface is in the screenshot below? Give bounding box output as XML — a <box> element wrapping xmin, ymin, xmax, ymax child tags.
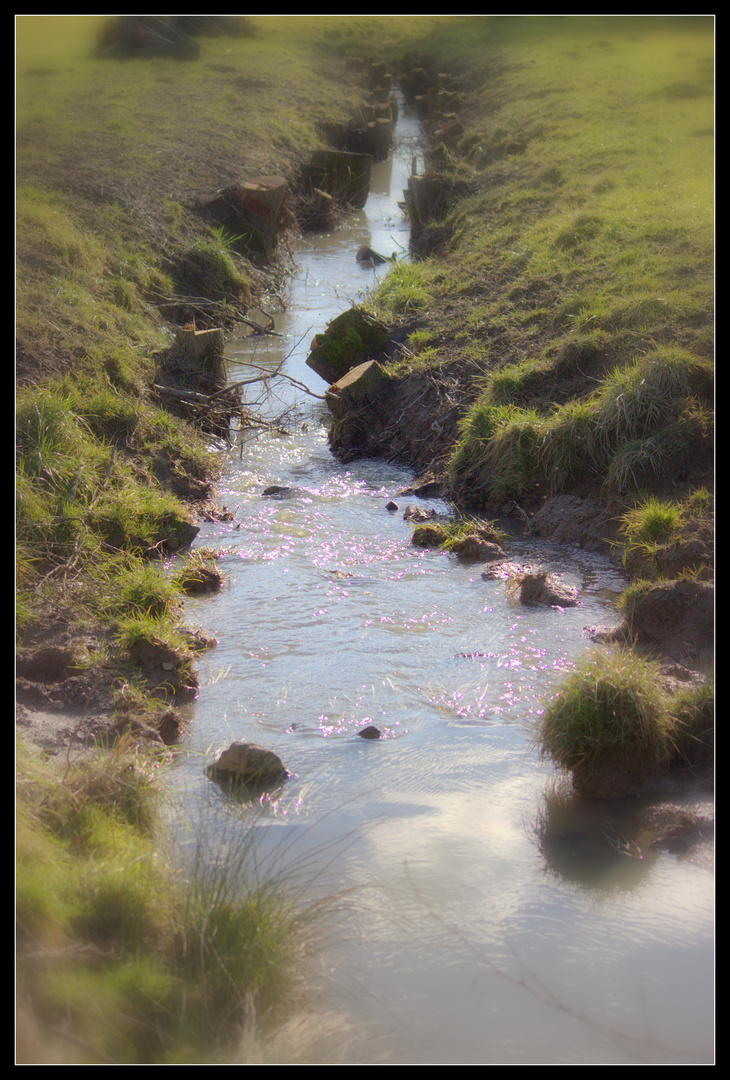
<box><xmin>166</xmin><ymin>97</ymin><xmax>714</xmax><ymax>1064</ymax></box>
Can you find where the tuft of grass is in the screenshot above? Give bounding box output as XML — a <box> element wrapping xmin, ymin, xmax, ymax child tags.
<box><xmin>449</xmin><ymin>345</ymin><xmax>712</xmax><ymax>504</ymax></box>
<box><xmin>172</xmin><ymin>549</ymin><xmax>224</xmax><ymax>595</ymax></box>
<box><xmin>183</xmin><ymin>229</ymin><xmax>252</xmax><ymax>298</ymax></box>
<box><xmin>16</xmin><ymin>739</ymin><xmax>318</xmax><ymax>1064</ymax></box>
<box><xmin>105</xmin><ymin>559</ymin><xmax>184</xmax><ymax>621</ymax></box>
<box><xmin>537</xmin><ymin>645</ymin><xmax>676</xmax><ymax>797</ymax></box>
<box><xmin>373</xmin><ymin>261</ymin><xmax>432</xmax><ymax>314</ymax></box>
<box><xmin>668</xmin><ymin>678</ymin><xmax>714</xmax><ymax>769</ymax></box>
<box><xmin>684</xmin><ymin>486</ymin><xmax>713</xmax><ymax>517</ymax></box>
<box><xmin>620</xmin><ymin>495</ymin><xmax>684</xmax><ymax>546</ymax></box>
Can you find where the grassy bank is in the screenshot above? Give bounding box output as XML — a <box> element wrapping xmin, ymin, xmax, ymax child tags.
<box><xmin>16</xmin><ymin>15</ymin><xmax>438</xmax><ymax>717</ymax></box>
<box><xmin>16</xmin><ymin>15</ymin><xmax>439</xmax><ymax>1062</ymax></box>
<box><xmin>369</xmin><ymin>16</ymin><xmax>714</xmax><ymax>514</ymax></box>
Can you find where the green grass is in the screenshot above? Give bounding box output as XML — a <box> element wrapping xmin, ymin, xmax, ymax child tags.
<box><xmin>537</xmin><ymin>642</ymin><xmax>714</xmax><ymax>796</ymax></box>
<box><xmin>537</xmin><ymin>645</ymin><xmax>678</xmax><ymax>796</ymax></box>
<box><xmin>363</xmin><ymin>17</ymin><xmax>714</xmax><ymax>511</ymax></box>
<box><xmin>613</xmin><ymin>487</ymin><xmax>712</xmax><ymax>579</ymax></box>
<box><xmin>409</xmin><ymin>514</ymin><xmax>503</xmax><ymax>550</ymax></box>
<box><xmin>621</xmin><ymin>495</ymin><xmax>684</xmax><ymax>546</ymax></box>
<box><xmin>669</xmin><ymin>678</ymin><xmax>714</xmax><ymax>768</ymax></box>
<box><xmin>172</xmin><ymin>549</ymin><xmax>224</xmax><ymax>595</ymax></box>
<box><xmin>373</xmin><ymin>261</ymin><xmax>432</xmax><ymax>314</ymax></box>
<box><xmin>16</xmin><ymin>739</ymin><xmax>315</xmax><ymax>1064</ymax></box>
<box><xmin>448</xmin><ymin>345</ymin><xmax>713</xmax><ymax>504</ymax></box>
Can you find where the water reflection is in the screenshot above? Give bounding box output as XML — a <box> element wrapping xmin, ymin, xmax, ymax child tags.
<box><xmin>532</xmin><ymin>782</ymin><xmax>655</xmax><ymax>892</ymax></box>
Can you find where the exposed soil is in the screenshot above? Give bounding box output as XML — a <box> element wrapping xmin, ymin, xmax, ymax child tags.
<box><xmin>15</xmin><ymin>616</ymin><xmax>216</xmax><ymax>758</ymax></box>
<box><xmin>612</xmin><ymin>578</ymin><xmax>715</xmax><ymax>668</ymax></box>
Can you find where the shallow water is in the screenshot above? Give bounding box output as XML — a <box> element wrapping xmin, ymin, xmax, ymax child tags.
<box><xmin>166</xmin><ymin>96</ymin><xmax>714</xmax><ymax>1064</ymax></box>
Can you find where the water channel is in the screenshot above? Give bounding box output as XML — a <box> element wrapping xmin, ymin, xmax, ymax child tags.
<box><xmin>165</xmin><ymin>95</ymin><xmax>714</xmax><ymax>1064</ymax></box>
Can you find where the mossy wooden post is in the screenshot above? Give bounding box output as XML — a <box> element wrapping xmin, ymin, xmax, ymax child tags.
<box><xmin>306</xmin><ymin>307</ymin><xmax>389</xmax><ymax>384</ymax></box>
<box><xmin>306</xmin><ymin>149</ymin><xmax>373</xmax><ymax>209</ymax></box>
<box><xmin>237</xmin><ymin>176</ymin><xmax>288</xmax><ymax>251</ymax></box>
<box><xmin>176</xmin><ymin>326</ymin><xmax>226</xmax><ymax>385</ymax></box>
<box><xmin>197</xmin><ymin>176</ymin><xmax>287</xmax><ymax>252</ymax></box>
<box><xmin>325</xmin><ymin>360</ymin><xmax>395</xmax><ymax>419</ymax></box>
<box><xmin>433</xmin><ymin>115</ymin><xmax>464</xmax><ymax>146</ymax></box>
<box><xmin>366</xmin><ymin>117</ymin><xmax>394</xmax><ymax>161</ymax></box>
<box><xmin>406</xmin><ymin>174</ymin><xmax>446</xmax><ymax>225</ymax></box>
<box><xmin>368</xmin><ymin>60</ymin><xmax>390</xmax><ymax>89</ymax></box>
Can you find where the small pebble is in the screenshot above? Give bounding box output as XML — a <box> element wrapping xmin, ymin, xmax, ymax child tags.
<box><xmin>357</xmin><ymin>725</ymin><xmax>381</xmax><ymax>739</ymax></box>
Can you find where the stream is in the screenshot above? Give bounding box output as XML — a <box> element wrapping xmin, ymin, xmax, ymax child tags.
<box><xmin>165</xmin><ymin>95</ymin><xmax>714</xmax><ymax>1064</ymax></box>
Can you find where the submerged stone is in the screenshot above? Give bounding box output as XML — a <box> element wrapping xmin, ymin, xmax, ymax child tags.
<box><xmin>449</xmin><ymin>535</ymin><xmax>505</xmax><ymax>562</ymax></box>
<box><xmin>205</xmin><ymin>742</ymin><xmax>287</xmax><ymax>789</ymax></box>
<box><xmin>519</xmin><ymin>571</ymin><xmax>579</xmax><ymax>608</ymax></box>
<box><xmin>357</xmin><ymin>725</ymin><xmax>381</xmax><ymax>739</ymax></box>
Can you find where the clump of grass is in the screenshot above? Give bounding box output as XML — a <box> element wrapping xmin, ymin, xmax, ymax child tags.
<box><xmin>485</xmin><ymin>358</ymin><xmax>553</xmax><ymax>406</ymax></box>
<box><xmin>553</xmin><ymin>212</ymin><xmax>605</xmax><ymax>252</ymax></box>
<box><xmin>621</xmin><ymin>495</ymin><xmax>684</xmax><ymax>545</ymax></box>
<box><xmin>615</xmin><ymin>495</ymin><xmax>686</xmax><ymax>578</ymax></box>
<box><xmin>104</xmin><ymin>558</ymin><xmax>183</xmax><ymax>620</ymax></box>
<box><xmin>410</xmin><ymin>514</ymin><xmax>503</xmax><ymax>551</ymax></box>
<box><xmin>614</xmin><ymin>578</ymin><xmax>656</xmax><ymax>625</ymax></box>
<box><xmin>182</xmin><ymin>232</ymin><xmax>251</xmax><ymax>301</ymax></box>
<box><xmin>16</xmin><ymin>739</ymin><xmax>316</xmax><ymax>1064</ymax></box>
<box><xmin>172</xmin><ymin>549</ymin><xmax>224</xmax><ymax>595</ymax></box>
<box><xmin>669</xmin><ymin>678</ymin><xmax>714</xmax><ymax>769</ymax></box>
<box><xmin>480</xmin><ymin>404</ymin><xmax>548</xmax><ymax>501</ymax></box>
<box><xmin>407</xmin><ymin>328</ymin><xmax>436</xmax><ymax>353</ymax></box>
<box><xmin>538</xmin><ymin>399</ymin><xmax>601</xmax><ymax>493</ymax></box>
<box><xmin>684</xmin><ymin>485</ymin><xmax>713</xmax><ymax>517</ymax></box>
<box><xmin>449</xmin><ymin>346</ymin><xmax>711</xmax><ymax>504</ymax></box>
<box><xmin>440</xmin><ymin>515</ymin><xmax>503</xmax><ymax>546</ymax></box>
<box><xmin>537</xmin><ymin>645</ymin><xmax>676</xmax><ymax>798</ymax></box>
<box><xmin>89</xmin><ymin>481</ymin><xmax>197</xmax><ymax>556</ymax></box>
<box><xmin>373</xmin><ymin>261</ymin><xmax>431</xmax><ymax>314</ymax></box>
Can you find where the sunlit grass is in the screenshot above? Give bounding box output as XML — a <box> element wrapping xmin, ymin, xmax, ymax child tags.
<box><xmin>17</xmin><ymin>739</ymin><xmax>315</xmax><ymax>1063</ymax></box>
<box><xmin>376</xmin><ymin>17</ymin><xmax>714</xmax><ymax>510</ymax></box>
<box><xmin>537</xmin><ymin>644</ymin><xmax>677</xmax><ymax>796</ymax></box>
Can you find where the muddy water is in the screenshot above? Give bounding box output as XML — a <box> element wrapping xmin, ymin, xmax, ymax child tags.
<box><xmin>166</xmin><ymin>97</ymin><xmax>714</xmax><ymax>1064</ymax></box>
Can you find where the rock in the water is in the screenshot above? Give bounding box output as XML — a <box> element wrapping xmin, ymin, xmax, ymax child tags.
<box><xmin>306</xmin><ymin>307</ymin><xmax>389</xmax><ymax>385</ymax></box>
<box><xmin>411</xmin><ymin>523</ymin><xmax>448</xmax><ymax>547</ymax></box>
<box><xmin>449</xmin><ymin>535</ymin><xmax>505</xmax><ymax>562</ymax></box>
<box><xmin>396</xmin><ymin>476</ymin><xmax>443</xmax><ymax>498</ymax></box>
<box><xmin>205</xmin><ymin>742</ymin><xmax>287</xmax><ymax>788</ymax></box>
<box><xmin>519</xmin><ymin>571</ymin><xmax>579</xmax><ymax>608</ymax></box>
<box><xmin>403</xmin><ymin>504</ymin><xmax>437</xmax><ymax>522</ymax></box>
<box><xmin>357</xmin><ymin>725</ymin><xmax>381</xmax><ymax>739</ymax></box>
<box><xmin>356</xmin><ymin>244</ymin><xmax>391</xmax><ymax>266</ymax></box>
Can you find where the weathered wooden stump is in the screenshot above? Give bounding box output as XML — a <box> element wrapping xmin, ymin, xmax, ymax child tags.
<box><xmin>305</xmin><ymin>149</ymin><xmax>373</xmax><ymax>209</ymax></box>
<box><xmin>325</xmin><ymin>360</ymin><xmax>396</xmax><ymax>420</ymax></box>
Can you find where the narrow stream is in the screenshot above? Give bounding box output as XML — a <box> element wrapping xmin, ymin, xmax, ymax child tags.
<box><xmin>166</xmin><ymin>95</ymin><xmax>714</xmax><ymax>1064</ymax></box>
